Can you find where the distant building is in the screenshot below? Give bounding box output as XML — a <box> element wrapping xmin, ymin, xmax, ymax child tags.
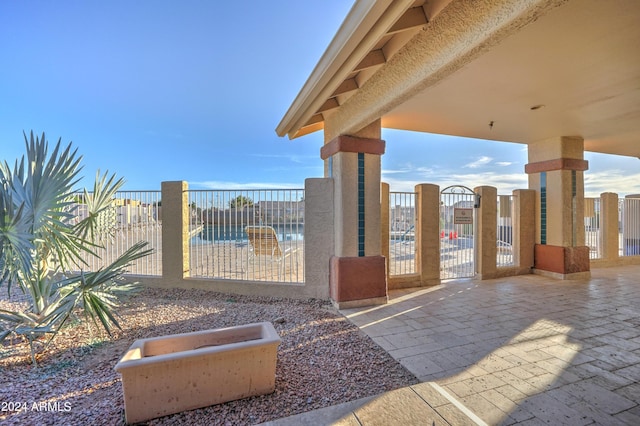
<box><xmin>256</xmin><ymin>200</ymin><xmax>305</xmax><ymax>223</ymax></box>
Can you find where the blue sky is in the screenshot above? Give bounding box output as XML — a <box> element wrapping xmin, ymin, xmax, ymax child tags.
<box><xmin>1</xmin><ymin>1</ymin><xmax>638</xmax><ymax>197</ymax></box>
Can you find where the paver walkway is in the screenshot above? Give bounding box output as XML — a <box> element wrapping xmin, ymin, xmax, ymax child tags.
<box><xmin>264</xmin><ymin>265</ymin><xmax>640</xmax><ymax>425</ymax></box>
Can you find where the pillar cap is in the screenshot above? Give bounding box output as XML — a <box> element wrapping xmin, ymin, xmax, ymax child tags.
<box><xmin>320</xmin><ymin>135</ymin><xmax>385</xmax><ymax>160</ymax></box>
<box><xmin>524</xmin><ymin>158</ymin><xmax>588</xmax><ymax>174</ymax></box>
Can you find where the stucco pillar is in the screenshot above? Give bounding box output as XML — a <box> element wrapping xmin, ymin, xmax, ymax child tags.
<box><xmin>415</xmin><ymin>184</ymin><xmax>441</xmax><ymax>286</ymax></box>
<box><xmin>321</xmin><ymin>125</ymin><xmax>387</xmax><ymax>309</ymax></box>
<box><xmin>512</xmin><ymin>189</ymin><xmax>536</xmax><ymax>272</ymax></box>
<box><xmin>475</xmin><ymin>186</ymin><xmax>497</xmax><ymax>279</ymax></box>
<box><xmin>161</xmin><ymin>181</ymin><xmax>190</xmax><ymax>281</ymax></box>
<box><xmin>303</xmin><ymin>178</ymin><xmax>334</xmax><ymax>299</ymax></box>
<box><xmin>600</xmin><ymin>192</ymin><xmax>619</xmax><ymax>263</ymax></box>
<box><xmin>526</xmin><ymin>136</ymin><xmax>590</xmax><ymax>279</ymax></box>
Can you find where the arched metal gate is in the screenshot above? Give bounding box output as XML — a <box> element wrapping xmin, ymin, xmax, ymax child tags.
<box><xmin>440</xmin><ymin>185</ymin><xmax>476</xmax><ymax>279</ymax></box>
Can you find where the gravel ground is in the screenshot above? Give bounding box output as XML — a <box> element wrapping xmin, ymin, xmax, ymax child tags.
<box><xmin>0</xmin><ymin>287</ymin><xmax>418</xmax><ymax>425</ymax></box>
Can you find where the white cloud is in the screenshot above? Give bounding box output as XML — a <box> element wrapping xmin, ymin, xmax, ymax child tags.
<box><xmin>383</xmin><ymin>164</ymin><xmax>640</xmax><ymax>198</ymax></box>
<box><xmin>381</xmin><ymin>168</ymin><xmax>412</xmax><ymax>175</ymax></box>
<box><xmin>438</xmin><ymin>172</ymin><xmax>528</xmax><ymax>194</ymax></box>
<box><xmin>584</xmin><ymin>170</ymin><xmax>640</xmax><ymax>197</ymax></box>
<box><xmin>463</xmin><ymin>156</ymin><xmax>492</xmax><ymax>168</ymax></box>
<box><xmin>496</xmin><ymin>162</ymin><xmax>512</xmax><ymax>166</ymax></box>
<box><xmin>382</xmin><ymin>164</ymin><xmax>434</xmax><ymax>175</ymax></box>
<box><xmin>383</xmin><ymin>162</ymin><xmax>529</xmax><ymax>194</ymax></box>
<box><xmin>195</xmin><ymin>159</ymin><xmax>640</xmax><ymax>201</ymax></box>
<box><xmin>190</xmin><ymin>180</ymin><xmax>304</xmax><ymax>190</ymax></box>
<box><xmin>416</xmin><ymin>166</ymin><xmax>434</xmax><ymax>174</ymax></box>
<box><xmin>250</xmin><ymin>153</ymin><xmax>316</xmax><ymax>164</ymax></box>
<box><xmin>264</xmin><ymin>165</ymin><xmax>323</xmax><ymax>173</ymax></box>
<box><xmin>382</xmin><ymin>176</ymin><xmax>428</xmax><ymax>193</ymax></box>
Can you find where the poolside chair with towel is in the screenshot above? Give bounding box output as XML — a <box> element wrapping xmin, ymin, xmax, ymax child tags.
<box><xmin>244</xmin><ymin>226</ymin><xmax>298</xmax><ymax>280</ymax></box>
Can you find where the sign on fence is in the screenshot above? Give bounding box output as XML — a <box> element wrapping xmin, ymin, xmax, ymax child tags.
<box><xmin>454</xmin><ymin>208</ymin><xmax>473</xmax><ymax>224</ymax></box>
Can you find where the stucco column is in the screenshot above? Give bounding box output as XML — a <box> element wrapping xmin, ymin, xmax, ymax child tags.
<box><xmin>415</xmin><ymin>184</ymin><xmax>441</xmax><ymax>286</ymax></box>
<box><xmin>320</xmin><ymin>128</ymin><xmax>387</xmax><ymax>309</ymax></box>
<box><xmin>475</xmin><ymin>186</ymin><xmax>497</xmax><ymax>279</ymax></box>
<box><xmin>161</xmin><ymin>181</ymin><xmax>190</xmax><ymax>281</ymax></box>
<box><xmin>303</xmin><ymin>178</ymin><xmax>334</xmax><ymax>299</ymax></box>
<box><xmin>600</xmin><ymin>192</ymin><xmax>619</xmax><ymax>263</ymax></box>
<box><xmin>525</xmin><ymin>136</ymin><xmax>590</xmax><ymax>279</ymax></box>
<box><xmin>512</xmin><ymin>189</ymin><xmax>536</xmax><ymax>272</ymax></box>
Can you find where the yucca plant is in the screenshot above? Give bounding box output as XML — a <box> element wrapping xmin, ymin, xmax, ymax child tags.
<box><xmin>0</xmin><ymin>131</ymin><xmax>152</xmax><ymax>365</ymax></box>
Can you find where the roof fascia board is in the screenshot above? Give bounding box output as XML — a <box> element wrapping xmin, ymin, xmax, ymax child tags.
<box><xmin>276</xmin><ymin>0</ymin><xmax>415</xmax><ymax>139</ymax></box>
<box><xmin>323</xmin><ymin>0</ymin><xmax>569</xmax><ymax>141</ymax></box>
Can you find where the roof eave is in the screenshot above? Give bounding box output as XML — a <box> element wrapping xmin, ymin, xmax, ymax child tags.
<box><xmin>276</xmin><ymin>0</ymin><xmax>414</xmax><ymax>140</ymax></box>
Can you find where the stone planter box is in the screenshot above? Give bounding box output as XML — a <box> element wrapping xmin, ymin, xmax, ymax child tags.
<box><xmin>114</xmin><ymin>322</ymin><xmax>281</xmax><ymax>424</ymax></box>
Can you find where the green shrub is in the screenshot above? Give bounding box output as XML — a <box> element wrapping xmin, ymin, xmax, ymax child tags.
<box><xmin>0</xmin><ymin>131</ymin><xmax>151</xmax><ymax>365</ymax></box>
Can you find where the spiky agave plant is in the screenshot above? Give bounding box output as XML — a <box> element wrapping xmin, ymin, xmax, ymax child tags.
<box><xmin>0</xmin><ymin>131</ymin><xmax>152</xmax><ymax>365</ymax></box>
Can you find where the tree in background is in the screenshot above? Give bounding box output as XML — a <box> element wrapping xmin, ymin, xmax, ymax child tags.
<box><xmin>229</xmin><ymin>195</ymin><xmax>254</xmax><ymax>209</ymax></box>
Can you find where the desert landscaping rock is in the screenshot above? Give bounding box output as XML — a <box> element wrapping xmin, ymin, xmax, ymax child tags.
<box><xmin>0</xmin><ymin>287</ymin><xmax>418</xmax><ymax>425</ymax></box>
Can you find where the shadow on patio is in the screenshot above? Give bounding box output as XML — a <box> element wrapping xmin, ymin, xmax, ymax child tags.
<box><xmin>265</xmin><ymin>265</ymin><xmax>640</xmax><ymax>425</ymax></box>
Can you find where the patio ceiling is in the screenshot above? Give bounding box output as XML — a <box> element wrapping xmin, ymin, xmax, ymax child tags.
<box><xmin>277</xmin><ymin>0</ymin><xmax>640</xmax><ymax>159</ymax></box>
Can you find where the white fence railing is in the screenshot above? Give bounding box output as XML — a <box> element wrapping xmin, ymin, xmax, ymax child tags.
<box><xmin>188</xmin><ymin>189</ymin><xmax>305</xmax><ymax>283</ymax></box>
<box><xmin>69</xmin><ymin>190</ymin><xmax>162</xmax><ymax>276</ymax></box>
<box><xmin>64</xmin><ymin>186</ymin><xmax>638</xmax><ymax>287</ymax></box>
<box><xmin>585</xmin><ymin>197</ymin><xmax>601</xmax><ymax>259</ymax></box>
<box><xmin>621</xmin><ymin>197</ymin><xmax>640</xmax><ymax>257</ymax></box>
<box><xmin>497</xmin><ymin>195</ymin><xmax>514</xmax><ymax>267</ymax></box>
<box><xmin>389</xmin><ymin>192</ymin><xmax>416</xmax><ymax>276</ymax></box>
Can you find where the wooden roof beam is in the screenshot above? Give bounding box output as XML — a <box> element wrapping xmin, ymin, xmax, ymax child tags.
<box><xmin>316</xmin><ymin>98</ymin><xmax>340</xmax><ymax>113</ymax></box>
<box><xmin>387</xmin><ymin>6</ymin><xmax>428</xmax><ymax>34</ymax></box>
<box><xmin>331</xmin><ymin>78</ymin><xmax>359</xmax><ymax>97</ymax></box>
<box><xmin>305</xmin><ymin>113</ymin><xmax>324</xmax><ymax>126</ymax></box>
<box><xmin>353</xmin><ymin>49</ymin><xmax>386</xmax><ymax>72</ymax></box>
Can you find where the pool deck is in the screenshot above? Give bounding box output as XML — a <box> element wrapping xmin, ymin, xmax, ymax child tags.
<box><xmin>262</xmin><ymin>265</ymin><xmax>640</xmax><ymax>425</ymax></box>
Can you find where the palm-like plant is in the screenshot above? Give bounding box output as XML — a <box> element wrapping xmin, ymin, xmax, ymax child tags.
<box><xmin>0</xmin><ymin>131</ymin><xmax>152</xmax><ymax>365</ymax></box>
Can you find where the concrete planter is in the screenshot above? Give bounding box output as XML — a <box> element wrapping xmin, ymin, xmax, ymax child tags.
<box><xmin>114</xmin><ymin>322</ymin><xmax>281</xmax><ymax>424</ymax></box>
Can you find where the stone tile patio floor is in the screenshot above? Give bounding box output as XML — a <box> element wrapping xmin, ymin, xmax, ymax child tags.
<box><xmin>263</xmin><ymin>265</ymin><xmax>640</xmax><ymax>425</ymax></box>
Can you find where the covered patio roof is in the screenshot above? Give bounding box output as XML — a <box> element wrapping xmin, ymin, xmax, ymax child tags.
<box><xmin>277</xmin><ymin>0</ymin><xmax>640</xmax><ymax>158</ymax></box>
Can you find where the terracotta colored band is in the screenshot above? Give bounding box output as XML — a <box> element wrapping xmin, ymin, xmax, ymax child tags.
<box><xmin>524</xmin><ymin>158</ymin><xmax>589</xmax><ymax>174</ymax></box>
<box><xmin>330</xmin><ymin>255</ymin><xmax>387</xmax><ymax>302</ymax></box>
<box><xmin>320</xmin><ymin>135</ymin><xmax>386</xmax><ymax>160</ymax></box>
<box><xmin>534</xmin><ymin>244</ymin><xmax>590</xmax><ymax>274</ymax></box>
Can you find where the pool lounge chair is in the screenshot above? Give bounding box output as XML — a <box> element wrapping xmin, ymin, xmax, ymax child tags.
<box><xmin>244</xmin><ymin>226</ymin><xmax>298</xmax><ymax>280</ymax></box>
